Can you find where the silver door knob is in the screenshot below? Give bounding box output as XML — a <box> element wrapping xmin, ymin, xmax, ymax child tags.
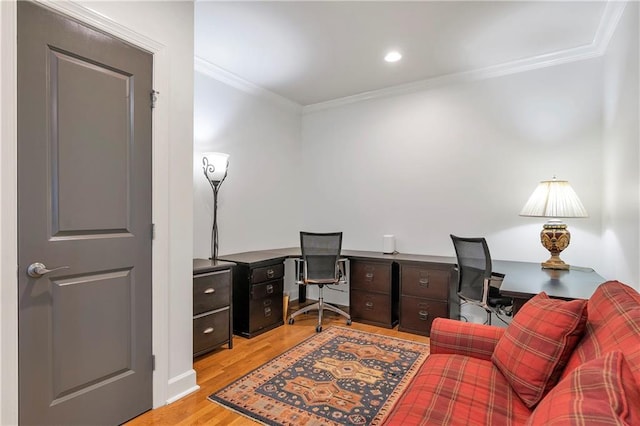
<box><xmin>27</xmin><ymin>262</ymin><xmax>69</xmax><ymax>278</ymax></box>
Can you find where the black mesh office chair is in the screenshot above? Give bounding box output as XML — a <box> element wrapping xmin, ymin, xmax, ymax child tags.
<box><xmin>288</xmin><ymin>232</ymin><xmax>352</xmax><ymax>332</ymax></box>
<box><xmin>450</xmin><ymin>235</ymin><xmax>513</xmax><ymax>325</ymax></box>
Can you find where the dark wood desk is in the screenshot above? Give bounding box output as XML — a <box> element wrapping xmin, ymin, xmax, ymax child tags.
<box><xmin>265</xmin><ymin>248</ymin><xmax>607</xmax><ymax>295</ymax></box>
<box><xmin>220</xmin><ymin>248</ymin><xmax>607</xmax><ymax>334</ymax></box>
<box><xmin>495</xmin><ymin>261</ymin><xmax>605</xmax><ymax>314</ymax></box>
<box><xmin>221</xmin><ymin>248</ymin><xmax>459</xmax><ymax>336</ymax></box>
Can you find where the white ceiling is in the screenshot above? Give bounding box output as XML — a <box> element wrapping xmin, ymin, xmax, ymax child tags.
<box><xmin>195</xmin><ymin>1</ymin><xmax>612</xmax><ymax>107</ymax></box>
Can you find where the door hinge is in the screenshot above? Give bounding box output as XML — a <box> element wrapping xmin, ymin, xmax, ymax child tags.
<box><xmin>151</xmin><ymin>223</ymin><xmax>156</xmax><ymax>240</ymax></box>
<box><xmin>150</xmin><ymin>90</ymin><xmax>159</xmax><ymax>109</ymax></box>
<box><xmin>152</xmin><ymin>354</ymin><xmax>156</xmax><ymax>371</ymax></box>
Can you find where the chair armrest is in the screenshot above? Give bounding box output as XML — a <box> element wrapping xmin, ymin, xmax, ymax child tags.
<box><xmin>430</xmin><ymin>317</ymin><xmax>505</xmax><ymax>361</ymax></box>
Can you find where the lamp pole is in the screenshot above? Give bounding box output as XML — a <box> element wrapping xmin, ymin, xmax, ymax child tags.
<box><xmin>209</xmin><ymin>179</ymin><xmax>221</xmax><ymax>261</ymax></box>
<box><xmin>202</xmin><ymin>154</ymin><xmax>229</xmax><ymax>261</ymax></box>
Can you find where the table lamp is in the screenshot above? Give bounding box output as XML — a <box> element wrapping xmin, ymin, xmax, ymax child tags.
<box><xmin>202</xmin><ymin>152</ymin><xmax>229</xmax><ymax>261</ymax></box>
<box><xmin>519</xmin><ymin>176</ymin><xmax>588</xmax><ymax>270</ymax></box>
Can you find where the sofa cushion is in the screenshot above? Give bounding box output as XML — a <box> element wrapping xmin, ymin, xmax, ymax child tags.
<box><xmin>384</xmin><ymin>354</ymin><xmax>531</xmax><ymax>425</ymax></box>
<box><xmin>492</xmin><ymin>292</ymin><xmax>587</xmax><ymax>408</ymax></box>
<box><xmin>526</xmin><ymin>351</ymin><xmax>640</xmax><ymax>425</ymax></box>
<box><xmin>562</xmin><ymin>281</ymin><xmax>640</xmax><ymax>386</ymax></box>
<box><xmin>430</xmin><ymin>317</ymin><xmax>505</xmax><ymax>361</ymax></box>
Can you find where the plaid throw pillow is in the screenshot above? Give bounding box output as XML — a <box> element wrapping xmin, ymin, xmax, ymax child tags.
<box><xmin>492</xmin><ymin>292</ymin><xmax>587</xmax><ymax>408</ymax></box>
<box><xmin>526</xmin><ymin>351</ymin><xmax>640</xmax><ymax>425</ymax></box>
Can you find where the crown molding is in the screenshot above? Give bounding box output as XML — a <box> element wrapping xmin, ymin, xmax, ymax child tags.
<box><xmin>33</xmin><ymin>0</ymin><xmax>164</xmax><ymax>53</ymax></box>
<box><xmin>303</xmin><ymin>0</ymin><xmax>627</xmax><ymax>115</ymax></box>
<box><xmin>593</xmin><ymin>0</ymin><xmax>627</xmax><ymax>55</ymax></box>
<box><xmin>303</xmin><ymin>44</ymin><xmax>602</xmax><ymax>114</ymax></box>
<box><xmin>194</xmin><ymin>56</ymin><xmax>302</xmax><ymax>114</ymax></box>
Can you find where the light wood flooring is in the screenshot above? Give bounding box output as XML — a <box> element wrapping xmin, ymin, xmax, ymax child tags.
<box><xmin>126</xmin><ymin>303</ymin><xmax>430</xmax><ymax>425</ymax></box>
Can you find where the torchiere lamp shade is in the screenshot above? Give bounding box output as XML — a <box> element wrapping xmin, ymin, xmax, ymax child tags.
<box><xmin>520</xmin><ymin>177</ymin><xmax>588</xmax><ymax>270</ymax></box>
<box><xmin>202</xmin><ymin>152</ymin><xmax>229</xmax><ymax>184</ymax></box>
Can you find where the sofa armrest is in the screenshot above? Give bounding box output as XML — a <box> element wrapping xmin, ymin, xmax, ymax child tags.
<box><xmin>430</xmin><ymin>317</ymin><xmax>505</xmax><ymax>361</ymax></box>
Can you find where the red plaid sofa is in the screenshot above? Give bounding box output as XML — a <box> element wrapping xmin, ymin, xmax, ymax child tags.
<box><xmin>385</xmin><ymin>280</ymin><xmax>640</xmax><ymax>425</ymax></box>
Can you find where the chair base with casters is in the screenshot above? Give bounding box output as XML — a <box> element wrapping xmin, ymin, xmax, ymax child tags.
<box><xmin>288</xmin><ymin>284</ymin><xmax>352</xmax><ymax>332</ymax></box>
<box><xmin>288</xmin><ymin>254</ymin><xmax>351</xmax><ymax>332</ymax></box>
<box><xmin>459</xmin><ymin>281</ymin><xmax>513</xmax><ymax>326</ymax></box>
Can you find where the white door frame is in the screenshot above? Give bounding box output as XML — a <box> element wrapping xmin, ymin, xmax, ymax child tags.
<box><xmin>1</xmin><ymin>1</ymin><xmax>172</xmax><ymax>423</ymax></box>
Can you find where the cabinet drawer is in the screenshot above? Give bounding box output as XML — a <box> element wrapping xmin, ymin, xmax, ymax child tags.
<box><xmin>350</xmin><ymin>289</ymin><xmax>391</xmax><ymax>326</ymax></box>
<box><xmin>193</xmin><ymin>309</ymin><xmax>230</xmax><ymax>355</ymax></box>
<box><xmin>399</xmin><ymin>296</ymin><xmax>448</xmax><ymax>336</ymax></box>
<box><xmin>350</xmin><ymin>261</ymin><xmax>392</xmax><ymax>293</ymax></box>
<box><xmin>251</xmin><ymin>279</ymin><xmax>283</xmax><ymax>300</ymax></box>
<box><xmin>401</xmin><ymin>265</ymin><xmax>449</xmax><ymax>300</ymax></box>
<box><xmin>193</xmin><ymin>270</ymin><xmax>231</xmax><ymax>315</ymax></box>
<box><xmin>251</xmin><ymin>263</ymin><xmax>284</xmax><ymax>284</ymax></box>
<box><xmin>249</xmin><ymin>295</ymin><xmax>283</xmax><ymax>332</ymax></box>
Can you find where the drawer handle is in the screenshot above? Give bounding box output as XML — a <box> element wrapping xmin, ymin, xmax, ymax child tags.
<box><xmin>266</xmin><ymin>284</ymin><xmax>274</xmax><ymax>294</ymax></box>
<box><xmin>365</xmin><ymin>272</ymin><xmax>374</xmax><ymax>279</ymax></box>
<box><xmin>419</xmin><ymin>278</ymin><xmax>429</xmax><ymax>287</ymax></box>
<box><xmin>263</xmin><ymin>299</ymin><xmax>272</xmax><ymax>307</ymax></box>
<box><xmin>204</xmin><ymin>288</ymin><xmax>215</xmax><ymax>294</ymax></box>
<box><xmin>266</xmin><ymin>269</ymin><xmax>275</xmax><ymax>279</ymax></box>
<box><xmin>419</xmin><ymin>310</ymin><xmax>429</xmax><ymax>321</ymax></box>
<box><xmin>264</xmin><ymin>307</ymin><xmax>272</xmax><ymax>317</ymax></box>
<box><xmin>365</xmin><ymin>301</ymin><xmax>374</xmax><ymax>309</ymax></box>
<box><xmin>203</xmin><ymin>327</ymin><xmax>214</xmax><ymax>334</ymax></box>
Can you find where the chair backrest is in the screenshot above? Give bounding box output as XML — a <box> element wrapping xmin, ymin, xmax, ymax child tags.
<box><xmin>300</xmin><ymin>232</ymin><xmax>342</xmax><ymax>282</ymax></box>
<box><xmin>450</xmin><ymin>234</ymin><xmax>493</xmax><ymax>303</ymax></box>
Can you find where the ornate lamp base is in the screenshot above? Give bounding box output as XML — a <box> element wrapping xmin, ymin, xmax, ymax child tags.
<box><xmin>540</xmin><ymin>222</ymin><xmax>571</xmax><ymax>270</ymax></box>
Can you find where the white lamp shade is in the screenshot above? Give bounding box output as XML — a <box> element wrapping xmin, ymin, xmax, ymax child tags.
<box><xmin>202</xmin><ymin>152</ymin><xmax>229</xmax><ymax>183</ymax></box>
<box><xmin>520</xmin><ymin>178</ymin><xmax>588</xmax><ymax>218</ymax></box>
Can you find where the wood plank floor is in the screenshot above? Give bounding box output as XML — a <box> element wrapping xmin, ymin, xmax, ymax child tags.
<box><xmin>126</xmin><ymin>305</ymin><xmax>430</xmax><ymax>425</ymax></box>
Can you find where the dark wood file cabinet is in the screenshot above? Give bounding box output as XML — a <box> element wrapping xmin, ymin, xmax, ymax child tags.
<box><xmin>349</xmin><ymin>258</ymin><xmax>399</xmax><ymax>328</ymax></box>
<box><xmin>219</xmin><ymin>251</ymin><xmax>286</xmax><ymax>338</ymax></box>
<box><xmin>192</xmin><ymin>259</ymin><xmax>234</xmax><ymax>357</ymax></box>
<box><xmin>398</xmin><ymin>261</ymin><xmax>458</xmax><ymax>336</ymax></box>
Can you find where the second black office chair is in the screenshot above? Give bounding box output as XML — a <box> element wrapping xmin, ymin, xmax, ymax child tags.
<box><xmin>288</xmin><ymin>231</ymin><xmax>352</xmax><ymax>332</ymax></box>
<box><xmin>450</xmin><ymin>234</ymin><xmax>513</xmax><ymax>325</ymax></box>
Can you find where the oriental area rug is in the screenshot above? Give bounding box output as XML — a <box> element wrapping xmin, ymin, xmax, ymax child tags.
<box><xmin>209</xmin><ymin>327</ymin><xmax>430</xmax><ymax>425</ymax></box>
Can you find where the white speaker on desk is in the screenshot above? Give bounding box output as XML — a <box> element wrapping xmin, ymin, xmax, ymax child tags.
<box><xmin>383</xmin><ymin>234</ymin><xmax>396</xmax><ymax>254</ymax></box>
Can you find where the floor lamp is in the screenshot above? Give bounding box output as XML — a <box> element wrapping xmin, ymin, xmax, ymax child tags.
<box><xmin>202</xmin><ymin>152</ymin><xmax>229</xmax><ymax>261</ymax></box>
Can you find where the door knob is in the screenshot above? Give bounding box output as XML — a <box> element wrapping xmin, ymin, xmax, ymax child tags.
<box><xmin>27</xmin><ymin>262</ymin><xmax>69</xmax><ymax>278</ymax></box>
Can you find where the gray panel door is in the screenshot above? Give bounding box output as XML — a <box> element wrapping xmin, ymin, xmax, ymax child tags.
<box><xmin>17</xmin><ymin>3</ymin><xmax>153</xmax><ymax>425</ymax></box>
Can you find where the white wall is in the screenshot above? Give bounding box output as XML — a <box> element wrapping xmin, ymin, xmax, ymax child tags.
<box><xmin>193</xmin><ymin>71</ymin><xmax>303</xmax><ymax>257</ymax></box>
<box><xmin>602</xmin><ymin>2</ymin><xmax>640</xmax><ymax>288</ymax></box>
<box><xmin>301</xmin><ymin>59</ymin><xmax>605</xmax><ymax>274</ymax></box>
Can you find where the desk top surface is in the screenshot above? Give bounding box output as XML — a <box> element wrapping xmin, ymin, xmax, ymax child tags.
<box><xmin>218</xmin><ymin>248</ymin><xmax>606</xmax><ymax>300</ymax></box>
<box><xmin>221</xmin><ymin>247</ymin><xmax>456</xmax><ymax>264</ymax></box>
<box><xmin>217</xmin><ymin>250</ymin><xmax>291</xmax><ymax>265</ymax></box>
<box><xmin>193</xmin><ymin>259</ymin><xmax>235</xmax><ymax>274</ymax></box>
<box><xmin>494</xmin><ymin>260</ymin><xmax>605</xmax><ymax>300</ymax></box>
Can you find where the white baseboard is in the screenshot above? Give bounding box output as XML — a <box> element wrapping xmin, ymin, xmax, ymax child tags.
<box><xmin>166</xmin><ymin>369</ymin><xmax>199</xmax><ymax>405</ymax></box>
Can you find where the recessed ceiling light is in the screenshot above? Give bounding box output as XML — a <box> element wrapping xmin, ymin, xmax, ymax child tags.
<box><xmin>384</xmin><ymin>51</ymin><xmax>402</xmax><ymax>63</ymax></box>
